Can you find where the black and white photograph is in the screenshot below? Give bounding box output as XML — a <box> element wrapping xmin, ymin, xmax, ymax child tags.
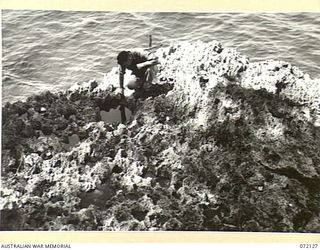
<box><xmin>1</xmin><ymin>10</ymin><xmax>320</xmax><ymax>232</ymax></box>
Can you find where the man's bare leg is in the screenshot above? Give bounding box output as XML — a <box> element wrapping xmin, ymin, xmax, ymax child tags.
<box><xmin>144</xmin><ymin>66</ymin><xmax>158</xmax><ymax>91</ymax></box>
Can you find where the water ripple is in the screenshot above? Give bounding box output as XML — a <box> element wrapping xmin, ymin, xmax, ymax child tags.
<box><xmin>2</xmin><ymin>10</ymin><xmax>320</xmax><ymax>103</ymax></box>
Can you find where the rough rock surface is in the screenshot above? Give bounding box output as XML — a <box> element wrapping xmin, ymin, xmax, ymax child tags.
<box><xmin>1</xmin><ymin>41</ymin><xmax>320</xmax><ymax>231</ymax></box>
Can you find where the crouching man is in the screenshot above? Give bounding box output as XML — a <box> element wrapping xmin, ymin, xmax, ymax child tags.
<box><xmin>117</xmin><ymin>50</ymin><xmax>159</xmax><ymax>97</ymax></box>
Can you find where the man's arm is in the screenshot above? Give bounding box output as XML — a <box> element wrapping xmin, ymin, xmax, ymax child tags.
<box><xmin>136</xmin><ymin>58</ymin><xmax>159</xmax><ymax>70</ymax></box>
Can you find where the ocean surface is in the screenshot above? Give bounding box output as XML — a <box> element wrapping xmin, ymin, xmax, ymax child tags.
<box><xmin>2</xmin><ymin>10</ymin><xmax>320</xmax><ymax>103</ymax></box>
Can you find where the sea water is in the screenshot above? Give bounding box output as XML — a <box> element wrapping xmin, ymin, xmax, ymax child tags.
<box><xmin>2</xmin><ymin>10</ymin><xmax>320</xmax><ymax>103</ymax></box>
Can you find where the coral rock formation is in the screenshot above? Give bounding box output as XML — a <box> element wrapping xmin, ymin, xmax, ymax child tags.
<box><xmin>1</xmin><ymin>41</ymin><xmax>320</xmax><ymax>231</ymax></box>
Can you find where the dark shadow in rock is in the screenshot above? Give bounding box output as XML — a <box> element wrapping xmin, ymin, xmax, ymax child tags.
<box><xmin>293</xmin><ymin>210</ymin><xmax>313</xmax><ymax>231</ymax></box>
<box><xmin>0</xmin><ymin>209</ymin><xmax>23</xmax><ymax>231</ymax></box>
<box><xmin>133</xmin><ymin>82</ymin><xmax>174</xmax><ymax>99</ymax></box>
<box><xmin>112</xmin><ymin>165</ymin><xmax>123</xmax><ymax>174</ymax></box>
<box><xmin>79</xmin><ymin>183</ymin><xmax>115</xmax><ymax>209</ymax></box>
<box><xmin>131</xmin><ymin>208</ymin><xmax>148</xmax><ymax>221</ymax></box>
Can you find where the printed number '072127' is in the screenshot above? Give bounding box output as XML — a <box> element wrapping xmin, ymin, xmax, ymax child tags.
<box><xmin>300</xmin><ymin>244</ymin><xmax>319</xmax><ymax>249</ymax></box>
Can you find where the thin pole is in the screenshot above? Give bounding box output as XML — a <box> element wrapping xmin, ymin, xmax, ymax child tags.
<box><xmin>119</xmin><ymin>101</ymin><xmax>126</xmax><ymax>124</ymax></box>
<box><xmin>119</xmin><ymin>68</ymin><xmax>127</xmax><ymax>124</ymax></box>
